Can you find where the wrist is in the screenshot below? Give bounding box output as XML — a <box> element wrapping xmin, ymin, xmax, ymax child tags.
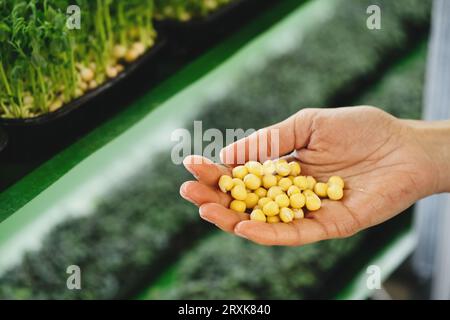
<box><xmin>405</xmin><ymin>119</ymin><xmax>450</xmax><ymax>194</ymax></box>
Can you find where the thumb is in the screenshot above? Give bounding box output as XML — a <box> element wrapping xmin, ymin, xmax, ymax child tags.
<box><xmin>220</xmin><ymin>109</ymin><xmax>314</xmax><ymax>166</ymax></box>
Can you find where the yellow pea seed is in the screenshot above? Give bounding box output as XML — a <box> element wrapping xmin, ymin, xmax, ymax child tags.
<box><xmin>232</xmin><ymin>178</ymin><xmax>245</xmax><ymax>187</ymax></box>
<box><xmin>293</xmin><ymin>208</ymin><xmax>305</xmax><ymax>219</ymax></box>
<box><xmin>314</xmin><ymin>182</ymin><xmax>328</xmax><ymax>198</ymax></box>
<box><xmin>287</xmin><ymin>185</ymin><xmax>301</xmax><ymax>196</ymax></box>
<box><xmin>267</xmin><ymin>186</ymin><xmax>283</xmax><ymax>200</ymax></box>
<box><xmin>327</xmin><ymin>184</ymin><xmax>344</xmax><ymax>200</ymax></box>
<box><xmin>262</xmin><ymin>174</ymin><xmax>278</xmax><ymax>189</ymax></box>
<box><xmin>258</xmin><ymin>197</ymin><xmax>272</xmax><ymax>208</ymax></box>
<box><xmin>124</xmin><ymin>49</ymin><xmax>139</xmax><ymax>63</ymax></box>
<box><xmin>75</xmin><ymin>88</ymin><xmax>83</xmax><ymax>97</ymax></box>
<box><xmin>243</xmin><ymin>174</ymin><xmax>261</xmax><ymax>190</ymax></box>
<box><xmin>132</xmin><ymin>42</ymin><xmax>146</xmax><ymax>55</ymax></box>
<box><xmin>305</xmin><ymin>192</ymin><xmax>321</xmax><ymax>211</ymax></box>
<box><xmin>232</xmin><ymin>166</ymin><xmax>248</xmax><ymax>179</ymax></box>
<box><xmin>230</xmin><ymin>200</ymin><xmax>246</xmax><ymax>213</ymax></box>
<box><xmin>275</xmin><ymin>161</ymin><xmax>290</xmax><ymax>176</ymax></box>
<box><xmin>245</xmin><ymin>193</ymin><xmax>259</xmax><ymax>209</ymax></box>
<box><xmin>288</xmin><ymin>175</ymin><xmax>295</xmax><ymax>182</ymax></box>
<box><xmin>328</xmin><ymin>176</ymin><xmax>345</xmax><ymax>188</ymax></box>
<box><xmin>88</xmin><ymin>80</ymin><xmax>98</xmax><ymax>90</ymax></box>
<box><xmin>293</xmin><ymin>176</ymin><xmax>308</xmax><ymax>190</ymax></box>
<box><xmin>306</xmin><ymin>176</ymin><xmax>317</xmax><ymax>190</ymax></box>
<box><xmin>250</xmin><ymin>209</ymin><xmax>266</xmax><ymax>222</ymax></box>
<box><xmin>263</xmin><ymin>201</ymin><xmax>280</xmax><ymax>217</ymax></box>
<box><xmin>113</xmin><ymin>44</ymin><xmax>127</xmax><ymax>59</ymax></box>
<box><xmin>106</xmin><ymin>65</ymin><xmax>118</xmax><ymax>78</ymax></box>
<box><xmin>267</xmin><ymin>215</ymin><xmax>280</xmax><ymax>224</ymax></box>
<box><xmin>116</xmin><ymin>64</ymin><xmax>124</xmax><ymax>73</ymax></box>
<box><xmin>262</xmin><ymin>160</ymin><xmax>276</xmax><ymax>175</ymax></box>
<box><xmin>278</xmin><ymin>177</ymin><xmax>293</xmax><ymax>191</ymax></box>
<box><xmin>231</xmin><ymin>185</ymin><xmax>247</xmax><ymax>201</ymax></box>
<box><xmin>276</xmin><ymin>175</ymin><xmax>283</xmax><ymax>182</ymax></box>
<box><xmin>80</xmin><ymin>67</ymin><xmax>94</xmax><ymax>82</ymax></box>
<box><xmin>78</xmin><ymin>81</ymin><xmax>88</xmax><ymax>91</ymax></box>
<box><xmin>290</xmin><ymin>193</ymin><xmax>306</xmax><ymax>209</ymax></box>
<box><xmin>218</xmin><ymin>175</ymin><xmax>233</xmax><ymax>193</ymax></box>
<box><xmin>280</xmin><ymin>207</ymin><xmax>294</xmax><ymax>223</ymax></box>
<box><xmin>275</xmin><ymin>194</ymin><xmax>290</xmax><ymax>208</ymax></box>
<box><xmin>245</xmin><ymin>161</ymin><xmax>264</xmax><ymax>177</ymax></box>
<box><xmin>254</xmin><ymin>187</ymin><xmax>267</xmax><ymax>198</ymax></box>
<box><xmin>49</xmin><ymin>99</ymin><xmax>63</xmax><ymax>112</ymax></box>
<box><xmin>179</xmin><ymin>11</ymin><xmax>192</xmax><ymax>21</ymax></box>
<box><xmin>23</xmin><ymin>95</ymin><xmax>34</xmax><ymax>106</ymax></box>
<box><xmin>288</xmin><ymin>161</ymin><xmax>301</xmax><ymax>176</ymax></box>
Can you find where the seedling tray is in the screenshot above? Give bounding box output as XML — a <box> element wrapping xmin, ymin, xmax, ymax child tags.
<box><xmin>0</xmin><ymin>37</ymin><xmax>167</xmax><ymax>159</ymax></box>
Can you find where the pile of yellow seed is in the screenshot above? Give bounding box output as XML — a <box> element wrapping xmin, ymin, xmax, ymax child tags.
<box><xmin>218</xmin><ymin>159</ymin><xmax>345</xmax><ymax>223</ymax></box>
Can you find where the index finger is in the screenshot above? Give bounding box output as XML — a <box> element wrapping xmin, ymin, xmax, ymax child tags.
<box><xmin>183</xmin><ymin>155</ymin><xmax>231</xmax><ymax>186</ymax></box>
<box><xmin>220</xmin><ymin>110</ymin><xmax>314</xmax><ymax>167</ymax></box>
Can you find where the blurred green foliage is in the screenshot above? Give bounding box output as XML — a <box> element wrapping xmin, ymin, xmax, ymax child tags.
<box><xmin>150</xmin><ymin>233</ymin><xmax>362</xmax><ymax>299</ymax></box>
<box><xmin>357</xmin><ymin>45</ymin><xmax>426</xmax><ymax>119</ymax></box>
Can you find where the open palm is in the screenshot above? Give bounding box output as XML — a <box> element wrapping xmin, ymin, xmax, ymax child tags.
<box><xmin>180</xmin><ymin>106</ymin><xmax>438</xmax><ymax>246</ymax></box>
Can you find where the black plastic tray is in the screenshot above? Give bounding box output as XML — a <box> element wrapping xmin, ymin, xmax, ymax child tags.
<box><xmin>155</xmin><ymin>0</ymin><xmax>276</xmax><ymax>36</ymax></box>
<box><xmin>0</xmin><ymin>37</ymin><xmax>167</xmax><ymax>157</ymax></box>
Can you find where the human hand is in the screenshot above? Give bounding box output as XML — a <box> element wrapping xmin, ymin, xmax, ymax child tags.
<box><xmin>180</xmin><ymin>106</ymin><xmax>447</xmax><ymax>246</ymax></box>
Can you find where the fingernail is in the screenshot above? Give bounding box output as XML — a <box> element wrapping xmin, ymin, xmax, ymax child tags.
<box><xmin>201</xmin><ymin>216</ymin><xmax>214</xmax><ymax>224</ymax></box>
<box><xmin>235</xmin><ymin>232</ymin><xmax>248</xmax><ymax>240</ymax></box>
<box><xmin>199</xmin><ymin>207</ymin><xmax>214</xmax><ymax>223</ymax></box>
<box><xmin>192</xmin><ymin>171</ymin><xmax>199</xmax><ymax>180</ymax></box>
<box><xmin>219</xmin><ymin>149</ymin><xmax>226</xmax><ymax>164</ymax></box>
<box><xmin>180</xmin><ymin>183</ymin><xmax>194</xmax><ymax>201</ymax></box>
<box><xmin>182</xmin><ymin>156</ymin><xmax>192</xmax><ymax>166</ymax></box>
<box><xmin>180</xmin><ymin>182</ymin><xmax>188</xmax><ymax>194</ymax></box>
<box><xmin>183</xmin><ymin>158</ymin><xmax>200</xmax><ymax>179</ymax></box>
<box><xmin>234</xmin><ymin>225</ymin><xmax>248</xmax><ymax>239</ymax></box>
<box><xmin>180</xmin><ymin>192</ymin><xmax>194</xmax><ymax>203</ymax></box>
